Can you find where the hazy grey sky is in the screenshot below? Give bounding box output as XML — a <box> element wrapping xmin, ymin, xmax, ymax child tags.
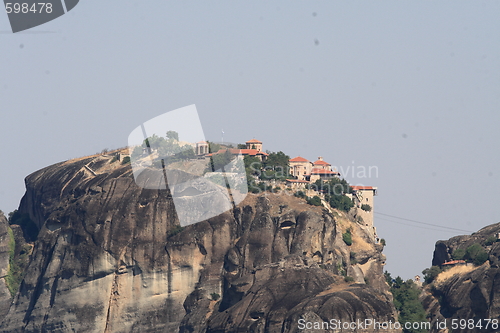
<box><xmin>1</xmin><ymin>1</ymin><xmax>499</xmax><ymax>280</ymax></box>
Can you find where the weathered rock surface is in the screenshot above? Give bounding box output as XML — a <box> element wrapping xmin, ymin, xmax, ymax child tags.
<box><xmin>0</xmin><ymin>150</ymin><xmax>399</xmax><ymax>332</ymax></box>
<box><xmin>0</xmin><ymin>211</ymin><xmax>12</xmax><ymax>318</ymax></box>
<box><xmin>422</xmin><ymin>222</ymin><xmax>500</xmax><ymax>333</ymax></box>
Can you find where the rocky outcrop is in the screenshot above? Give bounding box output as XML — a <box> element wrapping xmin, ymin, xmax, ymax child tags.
<box><xmin>422</xmin><ymin>222</ymin><xmax>500</xmax><ymax>333</ymax></box>
<box><xmin>0</xmin><ymin>150</ymin><xmax>399</xmax><ymax>332</ymax></box>
<box><xmin>0</xmin><ymin>211</ymin><xmax>12</xmax><ymax>318</ymax></box>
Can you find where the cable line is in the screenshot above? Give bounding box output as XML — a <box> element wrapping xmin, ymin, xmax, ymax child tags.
<box><xmin>375</xmin><ymin>216</ymin><xmax>466</xmax><ymax>234</ymax></box>
<box><xmin>374</xmin><ymin>212</ymin><xmax>474</xmax><ymax>233</ymax></box>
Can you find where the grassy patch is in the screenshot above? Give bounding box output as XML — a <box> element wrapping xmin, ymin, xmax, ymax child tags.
<box><xmin>167</xmin><ymin>225</ymin><xmax>184</xmax><ymax>237</ymax></box>
<box><xmin>5</xmin><ymin>226</ymin><xmax>20</xmax><ymax>297</ymax></box>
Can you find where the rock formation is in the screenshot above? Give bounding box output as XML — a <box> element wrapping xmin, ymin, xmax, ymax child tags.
<box><xmin>0</xmin><ymin>150</ymin><xmax>399</xmax><ymax>332</ymax></box>
<box><xmin>0</xmin><ymin>211</ymin><xmax>12</xmax><ymax>318</ymax></box>
<box><xmin>421</xmin><ymin>222</ymin><xmax>500</xmax><ymax>333</ymax></box>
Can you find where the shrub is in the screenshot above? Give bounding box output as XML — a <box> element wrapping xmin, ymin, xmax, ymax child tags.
<box><xmin>307</xmin><ymin>195</ymin><xmax>323</xmax><ymax>206</ymax></box>
<box><xmin>168</xmin><ymin>225</ymin><xmax>184</xmax><ymax>237</ymax></box>
<box><xmin>344</xmin><ymin>276</ymin><xmax>354</xmax><ymax>283</ymax></box>
<box><xmin>360</xmin><ymin>204</ymin><xmax>372</xmax><ymax>212</ymax></box>
<box><xmin>389</xmin><ymin>277</ymin><xmax>429</xmax><ymax>332</ymax></box>
<box><xmin>380</xmin><ymin>238</ymin><xmax>386</xmax><ymax>246</ymax></box>
<box><xmin>210</xmin><ymin>292</ymin><xmax>220</xmax><ymax>301</ymax></box>
<box><xmin>474</xmin><ymin>251</ymin><xmax>489</xmax><ymax>266</ymax></box>
<box><xmin>121</xmin><ymin>156</ymin><xmax>131</xmax><ymax>164</ymax></box>
<box><xmin>5</xmin><ymin>226</ymin><xmax>28</xmax><ymax>297</ymax></box>
<box><xmin>343</xmin><ymin>229</ymin><xmax>353</xmax><ymax>246</ymax></box>
<box><xmin>464</xmin><ymin>243</ymin><xmax>488</xmax><ymax>265</ymax></box>
<box><xmin>452</xmin><ymin>248</ymin><xmax>465</xmax><ymax>260</ymax></box>
<box><xmin>109</xmin><ymin>155</ymin><xmax>118</xmax><ymax>163</ymax></box>
<box><xmin>422</xmin><ymin>266</ymin><xmax>442</xmax><ymax>284</ymax></box>
<box><xmin>294</xmin><ymin>191</ymin><xmax>306</xmax><ymax>199</ymax></box>
<box><xmin>484</xmin><ymin>235</ymin><xmax>498</xmax><ymax>246</ymax></box>
<box><xmin>329</xmin><ymin>194</ymin><xmax>354</xmax><ymax>212</ymax></box>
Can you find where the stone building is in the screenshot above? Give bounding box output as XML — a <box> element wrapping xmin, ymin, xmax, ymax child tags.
<box><xmin>289</xmin><ymin>156</ymin><xmax>312</xmax><ymax>180</ymax></box>
<box><xmin>351</xmin><ymin>186</ymin><xmax>377</xmax><ymax>226</ymax></box>
<box><xmin>245</xmin><ymin>139</ymin><xmax>263</xmax><ymax>152</ymax></box>
<box><xmin>205</xmin><ymin>139</ymin><xmax>268</xmax><ymax>161</ymax></box>
<box><xmin>196</xmin><ymin>141</ymin><xmax>209</xmax><ymax>156</ymax></box>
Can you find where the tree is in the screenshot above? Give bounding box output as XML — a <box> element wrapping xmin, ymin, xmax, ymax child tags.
<box><xmin>314</xmin><ymin>178</ymin><xmax>354</xmax><ymax>212</ymax></box>
<box><xmin>166</xmin><ymin>130</ymin><xmax>179</xmax><ymax>141</ymax></box>
<box><xmin>261</xmin><ymin>151</ymin><xmax>290</xmax><ymax>180</ymax></box>
<box><xmin>452</xmin><ymin>248</ymin><xmax>465</xmax><ymax>260</ymax></box>
<box><xmin>208</xmin><ymin>149</ymin><xmax>233</xmax><ymax>172</ymax></box>
<box><xmin>306</xmin><ymin>195</ymin><xmax>322</xmax><ymax>206</ymax></box>
<box><xmin>361</xmin><ymin>204</ymin><xmax>372</xmax><ymax>212</ymax></box>
<box><xmin>342</xmin><ymin>229</ymin><xmax>353</xmax><ymax>246</ymax></box>
<box><xmin>463</xmin><ymin>243</ymin><xmax>488</xmax><ymax>266</ymax></box>
<box><xmin>388</xmin><ymin>277</ymin><xmax>430</xmax><ymax>333</ymax></box>
<box><xmin>422</xmin><ymin>266</ymin><xmax>442</xmax><ymax>284</ymax></box>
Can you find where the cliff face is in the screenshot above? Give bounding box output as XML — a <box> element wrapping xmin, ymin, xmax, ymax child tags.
<box><xmin>0</xmin><ymin>212</ymin><xmax>12</xmax><ymax>318</ymax></box>
<box><xmin>0</xmin><ymin>151</ymin><xmax>399</xmax><ymax>333</ymax></box>
<box><xmin>422</xmin><ymin>222</ymin><xmax>500</xmax><ymax>333</ymax></box>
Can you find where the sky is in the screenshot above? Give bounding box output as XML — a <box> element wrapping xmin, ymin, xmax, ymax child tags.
<box><xmin>1</xmin><ymin>1</ymin><xmax>500</xmax><ymax>280</ymax></box>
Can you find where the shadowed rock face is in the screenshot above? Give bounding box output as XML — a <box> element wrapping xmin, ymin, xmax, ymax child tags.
<box><xmin>0</xmin><ymin>152</ymin><xmax>399</xmax><ymax>333</ymax></box>
<box><xmin>422</xmin><ymin>222</ymin><xmax>500</xmax><ymax>333</ymax></box>
<box><xmin>0</xmin><ymin>212</ymin><xmax>12</xmax><ymax>318</ymax></box>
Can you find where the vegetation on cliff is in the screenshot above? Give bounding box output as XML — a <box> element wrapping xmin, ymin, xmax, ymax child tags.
<box><xmin>385</xmin><ymin>272</ymin><xmax>429</xmax><ymax>333</ymax></box>
<box><xmin>3</xmin><ymin>210</ymin><xmax>35</xmax><ymax>297</ymax></box>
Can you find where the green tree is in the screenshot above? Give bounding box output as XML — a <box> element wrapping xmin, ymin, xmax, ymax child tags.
<box><xmin>314</xmin><ymin>178</ymin><xmax>354</xmax><ymax>212</ymax></box>
<box><xmin>452</xmin><ymin>248</ymin><xmax>465</xmax><ymax>260</ymax></box>
<box><xmin>389</xmin><ymin>277</ymin><xmax>430</xmax><ymax>333</ymax></box>
<box><xmin>342</xmin><ymin>229</ymin><xmax>353</xmax><ymax>246</ymax></box>
<box><xmin>261</xmin><ymin>151</ymin><xmax>290</xmax><ymax>180</ymax></box>
<box><xmin>166</xmin><ymin>130</ymin><xmax>179</xmax><ymax>141</ymax></box>
<box><xmin>306</xmin><ymin>195</ymin><xmax>322</xmax><ymax>206</ymax></box>
<box><xmin>463</xmin><ymin>243</ymin><xmax>488</xmax><ymax>265</ymax></box>
<box><xmin>422</xmin><ymin>266</ymin><xmax>442</xmax><ymax>284</ymax></box>
<box><xmin>484</xmin><ymin>235</ymin><xmax>498</xmax><ymax>246</ymax></box>
<box><xmin>208</xmin><ymin>149</ymin><xmax>233</xmax><ymax>172</ymax></box>
<box><xmin>361</xmin><ymin>204</ymin><xmax>372</xmax><ymax>212</ymax></box>
<box><xmin>243</xmin><ymin>155</ymin><xmax>262</xmax><ymax>193</ymax></box>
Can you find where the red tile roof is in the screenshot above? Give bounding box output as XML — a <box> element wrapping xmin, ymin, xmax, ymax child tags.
<box><xmin>286</xmin><ymin>179</ymin><xmax>309</xmax><ymax>183</ymax></box>
<box><xmin>289</xmin><ymin>156</ymin><xmax>310</xmax><ymax>162</ymax></box>
<box><xmin>207</xmin><ymin>148</ymin><xmax>268</xmax><ymax>157</ymax></box>
<box><xmin>246</xmin><ymin>139</ymin><xmax>262</xmax><ymax>144</ymax></box>
<box><xmin>310</xmin><ymin>168</ymin><xmax>339</xmax><ymax>175</ymax></box>
<box><xmin>351</xmin><ymin>186</ymin><xmax>375</xmax><ymax>190</ymax></box>
<box><xmin>313</xmin><ymin>160</ymin><xmax>331</xmax><ymax>166</ymax></box>
<box><xmin>196</xmin><ymin>141</ymin><xmax>208</xmax><ymax>144</ymax></box>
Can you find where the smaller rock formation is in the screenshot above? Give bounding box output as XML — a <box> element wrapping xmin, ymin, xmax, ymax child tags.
<box><xmin>422</xmin><ymin>222</ymin><xmax>500</xmax><ymax>333</ymax></box>
<box><xmin>0</xmin><ymin>211</ymin><xmax>12</xmax><ymax>317</ymax></box>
